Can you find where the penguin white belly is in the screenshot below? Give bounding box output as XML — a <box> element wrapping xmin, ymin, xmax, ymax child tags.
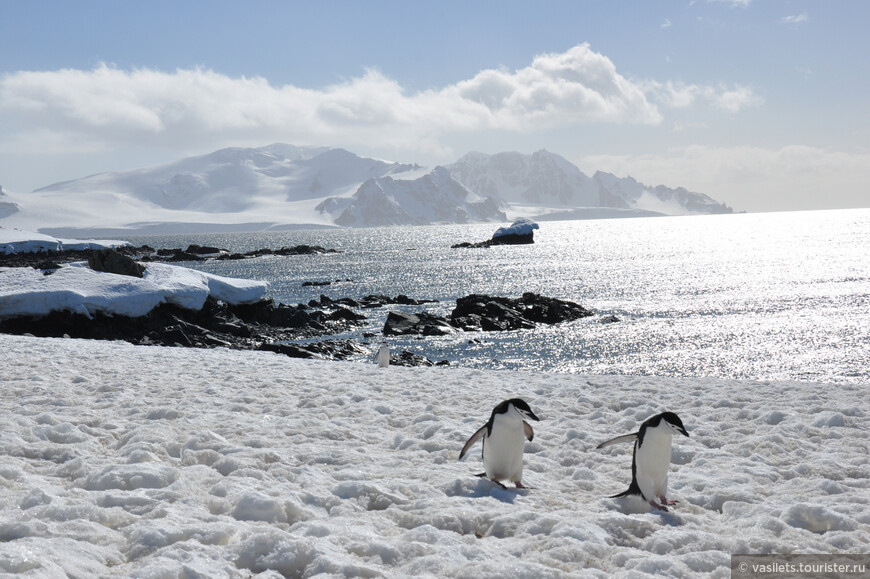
<box><xmin>635</xmin><ymin>432</ymin><xmax>672</xmax><ymax>500</ymax></box>
<box><xmin>483</xmin><ymin>416</ymin><xmax>526</xmax><ymax>482</ymax></box>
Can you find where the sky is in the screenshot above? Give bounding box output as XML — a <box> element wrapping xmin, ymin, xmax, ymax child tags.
<box><xmin>0</xmin><ymin>0</ymin><xmax>867</xmax><ymax>213</ymax></box>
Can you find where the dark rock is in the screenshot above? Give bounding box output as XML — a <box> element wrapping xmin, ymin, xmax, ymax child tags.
<box><xmin>388</xmin><ymin>350</ymin><xmax>436</xmax><ymax>367</ymax></box>
<box><xmin>87</xmin><ymin>249</ymin><xmax>146</xmax><ymax>278</ymax></box>
<box><xmin>185</xmin><ymin>244</ymin><xmax>225</xmax><ymax>254</ymax></box>
<box><xmin>599</xmin><ymin>315</ymin><xmax>620</xmax><ymax>324</ymax></box>
<box><xmin>162</xmin><ymin>325</ymin><xmax>193</xmax><ymax>347</ymax></box>
<box><xmin>260</xmin><ymin>339</ymin><xmax>364</xmax><ymax>360</ymax></box>
<box><xmin>451</xmin><ymin>240</ymin><xmax>493</xmax><ymax>249</ymax></box>
<box><xmin>383</xmin><ymin>311</ymin><xmax>456</xmax><ymax>336</ymax></box>
<box><xmin>215</xmin><ymin>245</ymin><xmax>341</xmax><ymax>261</ymax></box>
<box><xmin>489</xmin><ymin>232</ymin><xmax>534</xmax><ymax>245</ymax></box>
<box><xmin>36</xmin><ymin>260</ymin><xmax>62</xmax><ymax>274</ymax></box>
<box><xmin>302</xmin><ymin>280</ymin><xmax>332</xmax><ymax>287</ymax></box>
<box><xmin>167</xmin><ymin>250</ymin><xmax>204</xmax><ymax>262</ymax></box>
<box><xmin>451</xmin><ymin>293</ymin><xmax>593</xmax><ymax>331</ymax></box>
<box><xmin>326</xmin><ymin>306</ymin><xmax>367</xmax><ymax>322</ymax></box>
<box><xmin>357</xmin><ymin>294</ymin><xmax>438</xmax><ymax>308</ymax></box>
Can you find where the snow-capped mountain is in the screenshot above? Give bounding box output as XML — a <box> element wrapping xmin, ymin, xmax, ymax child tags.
<box><xmin>316</xmin><ymin>167</ymin><xmax>506</xmax><ymax>227</ymax></box>
<box><xmin>0</xmin><ymin>186</ymin><xmax>20</xmax><ymax>219</ymax></box>
<box><xmin>0</xmin><ymin>143</ymin><xmax>732</xmax><ymax>236</ymax></box>
<box><xmin>34</xmin><ymin>144</ymin><xmax>416</xmax><ymax>213</ymax></box>
<box><xmin>592</xmin><ymin>170</ymin><xmax>732</xmax><ymax>215</ymax></box>
<box><xmin>449</xmin><ymin>150</ymin><xmax>602</xmax><ymax>207</ymax></box>
<box><xmin>449</xmin><ymin>150</ymin><xmax>733</xmax><ymax>216</ymax></box>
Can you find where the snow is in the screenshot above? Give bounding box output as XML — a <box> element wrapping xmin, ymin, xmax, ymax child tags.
<box><xmin>493</xmin><ymin>217</ymin><xmax>540</xmax><ymax>238</ymax></box>
<box><xmin>1</xmin><ymin>230</ymin><xmax>866</xmax><ymax>576</ymax></box>
<box><xmin>0</xmin><ymin>334</ymin><xmax>867</xmax><ymax>577</ymax></box>
<box><xmin>0</xmin><ymin>227</ymin><xmax>129</xmax><ymax>254</ymax></box>
<box><xmin>0</xmin><ymin>261</ymin><xmax>268</xmax><ymax>319</ymax></box>
<box><xmin>0</xmin><ymin>144</ymin><xmax>731</xmax><ymax>236</ymax></box>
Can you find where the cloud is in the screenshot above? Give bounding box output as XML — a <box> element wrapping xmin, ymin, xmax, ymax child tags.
<box><xmin>708</xmin><ymin>0</ymin><xmax>752</xmax><ymax>7</ymax></box>
<box><xmin>781</xmin><ymin>12</ymin><xmax>809</xmax><ymax>26</ymax></box>
<box><xmin>640</xmin><ymin>80</ymin><xmax>763</xmax><ymax>112</ymax></box>
<box><xmin>579</xmin><ymin>145</ymin><xmax>870</xmax><ymax>212</ymax></box>
<box><xmin>0</xmin><ymin>45</ymin><xmax>662</xmax><ymax>157</ymax></box>
<box><xmin>661</xmin><ymin>19</ymin><xmax>672</xmax><ymax>28</ymax></box>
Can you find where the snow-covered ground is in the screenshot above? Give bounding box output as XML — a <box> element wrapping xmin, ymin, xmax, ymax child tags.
<box><xmin>0</xmin><ymin>227</ymin><xmax>130</xmax><ymax>254</ymax></box>
<box><xmin>1</xmin><ymin>230</ymin><xmax>867</xmax><ymax>576</ymax></box>
<box><xmin>0</xmin><ymin>227</ymin><xmax>268</xmax><ymax>319</ymax></box>
<box><xmin>0</xmin><ymin>262</ymin><xmax>267</xmax><ymax>319</ymax></box>
<box><xmin>1</xmin><ymin>333</ymin><xmax>867</xmax><ymax>577</ymax></box>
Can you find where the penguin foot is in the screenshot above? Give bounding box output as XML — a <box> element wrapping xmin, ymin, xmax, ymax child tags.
<box><xmin>659</xmin><ymin>496</ymin><xmax>679</xmax><ymax>506</ymax></box>
<box><xmin>649</xmin><ymin>500</ymin><xmax>670</xmax><ymax>512</ymax></box>
<box><xmin>514</xmin><ymin>481</ymin><xmax>533</xmax><ymax>489</ymax></box>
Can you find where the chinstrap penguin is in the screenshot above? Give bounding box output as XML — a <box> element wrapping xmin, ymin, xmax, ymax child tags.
<box><xmin>596</xmin><ymin>411</ymin><xmax>689</xmax><ymax>511</ymax></box>
<box><xmin>375</xmin><ymin>343</ymin><xmax>390</xmax><ymax>367</ymax></box>
<box><xmin>458</xmin><ymin>398</ymin><xmax>540</xmax><ymax>489</ymax></box>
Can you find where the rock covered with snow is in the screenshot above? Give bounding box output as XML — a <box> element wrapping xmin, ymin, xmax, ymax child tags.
<box><xmin>492</xmin><ymin>217</ymin><xmax>540</xmax><ymax>244</ymax></box>
<box><xmin>451</xmin><ymin>218</ymin><xmax>540</xmax><ymax>248</ymax></box>
<box><xmin>0</xmin><ymin>261</ymin><xmax>268</xmax><ymax>320</ymax></box>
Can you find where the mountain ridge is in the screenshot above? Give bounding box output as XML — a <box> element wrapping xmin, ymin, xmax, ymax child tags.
<box><xmin>1</xmin><ymin>143</ymin><xmax>733</xmax><ymax>235</ymax></box>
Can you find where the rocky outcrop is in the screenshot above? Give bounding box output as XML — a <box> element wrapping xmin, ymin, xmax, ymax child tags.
<box><xmin>0</xmin><ymin>294</ymin><xmax>368</xmax><ymax>357</ymax></box>
<box><xmin>0</xmin><ymin>244</ymin><xmax>340</xmax><ymax>268</ymax></box>
<box><xmin>87</xmin><ymin>249</ymin><xmax>146</xmax><ymax>278</ymax></box>
<box><xmin>381</xmin><ymin>293</ymin><xmax>593</xmax><ymax>336</ymax></box>
<box><xmin>383</xmin><ymin>311</ymin><xmax>456</xmax><ymax>336</ymax></box>
<box><xmin>451</xmin><ymin>293</ymin><xmax>592</xmax><ymax>331</ymax></box>
<box><xmin>215</xmin><ymin>245</ymin><xmax>339</xmax><ymax>260</ymax></box>
<box><xmin>452</xmin><ymin>218</ymin><xmax>539</xmax><ymax>248</ymax></box>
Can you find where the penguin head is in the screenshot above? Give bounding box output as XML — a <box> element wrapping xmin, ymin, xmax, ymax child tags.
<box><xmin>660</xmin><ymin>412</ymin><xmax>689</xmax><ymax>437</ymax></box>
<box><xmin>498</xmin><ymin>398</ymin><xmax>540</xmax><ymax>422</ymax></box>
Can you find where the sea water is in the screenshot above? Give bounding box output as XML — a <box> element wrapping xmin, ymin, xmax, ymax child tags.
<box><xmin>124</xmin><ymin>208</ymin><xmax>870</xmax><ymax>384</ymax></box>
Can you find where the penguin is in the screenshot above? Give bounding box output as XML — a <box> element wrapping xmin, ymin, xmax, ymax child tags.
<box><xmin>458</xmin><ymin>398</ymin><xmax>540</xmax><ymax>489</ymax></box>
<box><xmin>375</xmin><ymin>343</ymin><xmax>390</xmax><ymax>367</ymax></box>
<box><xmin>596</xmin><ymin>411</ymin><xmax>689</xmax><ymax>512</ymax></box>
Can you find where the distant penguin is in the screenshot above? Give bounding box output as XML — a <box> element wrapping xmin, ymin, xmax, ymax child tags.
<box><xmin>459</xmin><ymin>398</ymin><xmax>540</xmax><ymax>489</ymax></box>
<box><xmin>596</xmin><ymin>411</ymin><xmax>689</xmax><ymax>511</ymax></box>
<box><xmin>376</xmin><ymin>343</ymin><xmax>390</xmax><ymax>367</ymax></box>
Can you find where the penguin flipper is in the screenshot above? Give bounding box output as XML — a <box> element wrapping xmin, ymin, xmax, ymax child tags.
<box><xmin>459</xmin><ymin>425</ymin><xmax>487</xmax><ymax>461</ymax></box>
<box><xmin>523</xmin><ymin>421</ymin><xmax>534</xmax><ymax>442</ymax></box>
<box><xmin>595</xmin><ymin>433</ymin><xmax>638</xmax><ymax>449</ymax></box>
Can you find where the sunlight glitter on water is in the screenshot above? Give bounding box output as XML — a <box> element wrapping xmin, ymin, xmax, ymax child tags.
<box><xmin>125</xmin><ymin>208</ymin><xmax>870</xmax><ymax>384</ymax></box>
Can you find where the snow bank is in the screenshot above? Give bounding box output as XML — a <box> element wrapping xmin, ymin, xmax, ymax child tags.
<box><xmin>0</xmin><ymin>261</ymin><xmax>268</xmax><ymax>319</ymax></box>
<box><xmin>0</xmin><ymin>227</ymin><xmax>128</xmax><ymax>254</ymax></box>
<box><xmin>0</xmin><ymin>334</ymin><xmax>866</xmax><ymax>577</ymax></box>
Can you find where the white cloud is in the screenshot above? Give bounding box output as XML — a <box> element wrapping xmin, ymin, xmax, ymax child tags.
<box><xmin>0</xmin><ymin>45</ymin><xmax>663</xmax><ymax>158</ymax></box>
<box><xmin>708</xmin><ymin>0</ymin><xmax>752</xmax><ymax>7</ymax></box>
<box><xmin>640</xmin><ymin>80</ymin><xmax>762</xmax><ymax>112</ymax></box>
<box><xmin>579</xmin><ymin>145</ymin><xmax>870</xmax><ymax>213</ymax></box>
<box><xmin>661</xmin><ymin>19</ymin><xmax>672</xmax><ymax>28</ymax></box>
<box><xmin>781</xmin><ymin>12</ymin><xmax>809</xmax><ymax>26</ymax></box>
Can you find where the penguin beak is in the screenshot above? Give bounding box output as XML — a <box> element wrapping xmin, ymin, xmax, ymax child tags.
<box><xmin>678</xmin><ymin>425</ymin><xmax>689</xmax><ymax>437</ymax></box>
<box><xmin>525</xmin><ymin>409</ymin><xmax>540</xmax><ymax>422</ymax></box>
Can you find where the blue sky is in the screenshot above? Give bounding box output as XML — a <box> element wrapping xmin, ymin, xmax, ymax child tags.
<box><xmin>1</xmin><ymin>0</ymin><xmax>867</xmax><ymax>212</ymax></box>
